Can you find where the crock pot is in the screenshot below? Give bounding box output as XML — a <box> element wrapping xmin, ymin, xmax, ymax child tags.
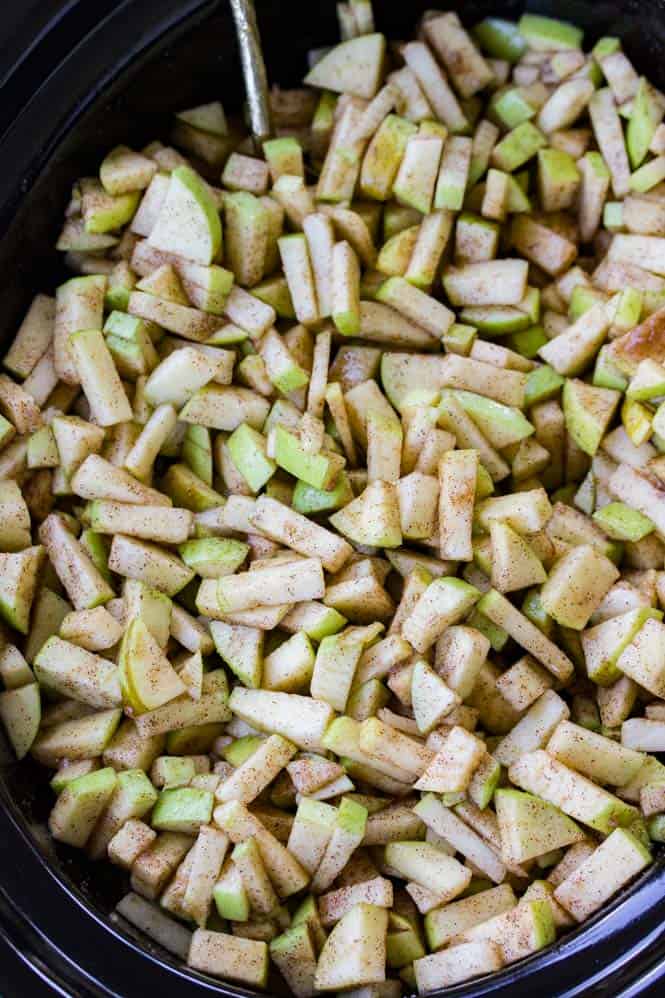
<box><xmin>1</xmin><ymin>1</ymin><xmax>665</xmax><ymax>995</ymax></box>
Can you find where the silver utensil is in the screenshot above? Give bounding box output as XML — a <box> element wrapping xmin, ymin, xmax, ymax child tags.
<box><xmin>228</xmin><ymin>0</ymin><xmax>272</xmax><ymax>147</ymax></box>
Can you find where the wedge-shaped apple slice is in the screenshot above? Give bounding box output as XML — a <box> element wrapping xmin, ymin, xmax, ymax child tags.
<box><xmin>424</xmin><ymin>883</ymin><xmax>517</xmax><ymax>952</ymax></box>
<box><xmin>39</xmin><ymin>513</ymin><xmax>115</xmax><ymax>612</ymax></box>
<box><xmin>415</xmin><ymin>726</ymin><xmax>486</xmax><ymax>793</ymax></box>
<box><xmin>358</xmin><ymin>716</ymin><xmax>432</xmax><ymax>783</ymax></box>
<box><xmin>32</xmin><ymin>708</ymin><xmax>122</xmax><ymax>766</ymax></box>
<box><xmin>119</xmin><ymin>618</ymin><xmax>186</xmax><ymax>713</ymax></box>
<box><xmin>436</xmin><ymin>625</ymin><xmax>490</xmax><ymax>700</ymax></box>
<box><xmin>495</xmin><ymin>788</ymin><xmax>585</xmax><ymax>864</ymax></box>
<box><xmin>0</xmin><ymin>545</ymin><xmax>45</xmax><ymax>634</ymax></box>
<box><xmin>401</xmin><ymin>577</ymin><xmax>481</xmax><ymax>653</ymax></box>
<box><xmin>69</xmin><ymin>329</ymin><xmax>133</xmax><ymax>427</ymax></box>
<box><xmin>251</xmin><ymin>495</ymin><xmax>352</xmax><ymax>574</ymax></box>
<box><xmin>177</xmin><ymin>651</ymin><xmax>203</xmax><ymax>701</ymax></box>
<box><xmin>72</xmin><ymin>455</ymin><xmax>170</xmax><ymax>506</ymax></box>
<box><xmin>269</xmin><ymin>923</ymin><xmax>318</xmax><ymax>998</ymax></box>
<box><xmin>386</xmin><ymin>841</ymin><xmax>471</xmax><ymax>901</ymax></box>
<box><xmin>547</xmin><ymin>719</ymin><xmax>644</xmax><ymax>787</ymax></box>
<box><xmin>148</xmin><ymin>166</ymin><xmax>221</xmax><ymax>265</ymax></box>
<box><xmin>0</xmin><ymin>683</ymin><xmax>40</xmax><ymax>759</ymax></box>
<box><xmin>49</xmin><ymin>767</ymin><xmax>117</xmax><ymax>848</ymax></box>
<box><xmin>287</xmin><ymin>798</ymin><xmax>338</xmax><ymax>876</ymax></box>
<box><xmin>411</xmin><ymin>660</ymin><xmax>460</xmax><ymax>735</ymax></box>
<box><xmin>539</xmin><ymin>300</ymin><xmax>613</xmax><ymax>377</ymax></box>
<box><xmin>554</xmin><ymin>828</ymin><xmax>651</xmax><ymax>922</ymax></box>
<box><xmin>287</xmin><ymin>755</ymin><xmax>344</xmax><ymax>796</ymax></box>
<box><xmin>425</xmin><ymin>12</ymin><xmax>494</xmax><ymax>97</ymax></box>
<box><xmin>415</xmin><ymin>941</ymin><xmax>504</xmax><ymax>993</ymax></box>
<box><xmin>454</xmin><ymin>898</ymin><xmax>555</xmax><ymax>965</ymax></box>
<box><xmin>87</xmin><ymin>769</ymin><xmax>158</xmax><ymax>860</ymax></box>
<box><xmin>216</xmin><ymin>734</ymin><xmax>296</xmax><ymax>805</ymax></box>
<box><xmin>609</xmin><ymin>462</ymin><xmax>665</xmax><ymax>538</ymax></box>
<box><xmin>616</xmin><ymin>616</ymin><xmax>665</xmax><ymax>698</ymax></box>
<box><xmin>188</xmin><ymin>929</ymin><xmax>268</xmax><ymax>988</ymax></box>
<box><xmin>109</xmin><ymin>536</ymin><xmax>194</xmax><ymax>596</ymax></box>
<box><xmin>313</xmin><ymin>902</ymin><xmax>388</xmax><ymax>991</ymax></box>
<box><xmin>490</xmin><ymin>521</ymin><xmax>547</xmax><ymax>593</ymax></box>
<box><xmin>589</xmin><ymin>88</ymin><xmax>631</xmax><ymax>197</ymax></box>
<box><xmin>494</xmin><ymin>690</ymin><xmax>569</xmax><ymax>767</ymax></box>
<box><xmin>509</xmin><ymin>750</ymin><xmax>639</xmax><ymax>835</ymax></box>
<box><xmin>581</xmin><ymin>607</ymin><xmax>662</xmax><ymax>686</ymax></box>
<box><xmin>305</xmin><ymin>34</ymin><xmax>386</xmax><ymax>100</ymax></box>
<box><xmin>176</xmin><ymin>100</ymin><xmax>227</xmax><ymax>136</ymax></box>
<box><xmin>213</xmin><ymin>799</ymin><xmax>309</xmax><ymax>897</ymax></box>
<box><xmin>310</xmin><ymin>796</ymin><xmax>368</xmax><ymax>893</ymax></box>
<box><xmin>330</xmin><ymin>481</ymin><xmax>402</xmax><ymax>549</ymax></box>
<box><xmin>229</xmin><ymin>688</ymin><xmax>334</xmax><ymax>753</ymax></box>
<box><xmin>133</xmin><ymin>677</ymin><xmax>230</xmax><ymax>739</ymax></box>
<box><xmin>210</xmin><ymin>621</ymin><xmax>262</xmax><ymax>689</ymax></box>
<box><xmin>540</xmin><ymin>544</ymin><xmax>619</xmax><ymax>630</ymax></box>
<box><xmin>34</xmin><ymin>636</ymin><xmax>121</xmax><ymax>709</ymax></box>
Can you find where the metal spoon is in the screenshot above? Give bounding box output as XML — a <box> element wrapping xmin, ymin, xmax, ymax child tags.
<box><xmin>228</xmin><ymin>0</ymin><xmax>272</xmax><ymax>147</ymax></box>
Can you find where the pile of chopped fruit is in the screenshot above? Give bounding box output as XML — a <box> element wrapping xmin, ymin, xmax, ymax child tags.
<box><xmin>3</xmin><ymin>3</ymin><xmax>665</xmax><ymax>994</ymax></box>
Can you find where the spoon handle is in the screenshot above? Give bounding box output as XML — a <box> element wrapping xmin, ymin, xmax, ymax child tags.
<box><xmin>228</xmin><ymin>0</ymin><xmax>272</xmax><ymax>146</ymax></box>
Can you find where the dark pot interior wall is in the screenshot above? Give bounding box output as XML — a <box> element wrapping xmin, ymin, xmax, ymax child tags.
<box><xmin>1</xmin><ymin>1</ymin><xmax>665</xmax><ymax>995</ymax></box>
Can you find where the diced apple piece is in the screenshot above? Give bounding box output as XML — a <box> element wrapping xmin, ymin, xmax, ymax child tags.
<box><xmin>49</xmin><ymin>767</ymin><xmax>117</xmax><ymax>847</ymax></box>
<box><xmin>438</xmin><ymin>449</ymin><xmax>477</xmax><ymax>561</ymax></box>
<box><xmin>509</xmin><ymin>750</ymin><xmax>638</xmax><ymax>835</ymax></box>
<box><xmin>216</xmin><ymin>734</ymin><xmax>296</xmax><ymax>804</ymax></box>
<box><xmin>455</xmin><ymin>899</ymin><xmax>555</xmax><ymax>964</ymax></box>
<box><xmin>305</xmin><ymin>34</ymin><xmax>386</xmax><ymax>100</ymax></box>
<box><xmin>402</xmin><ymin>42</ymin><xmax>468</xmax><ymax>134</ymax></box>
<box><xmin>69</xmin><ymin>329</ymin><xmax>133</xmax><ymax>427</ymax></box>
<box><xmin>401</xmin><ymin>578</ymin><xmax>481</xmax><ymax>654</ymax></box>
<box><xmin>411</xmin><ymin>660</ymin><xmax>460</xmax><ymax>734</ymax></box>
<box><xmin>415</xmin><ymin>940</ymin><xmax>503</xmax><ymax>993</ymax></box>
<box><xmin>424</xmin><ymin>883</ymin><xmax>516</xmax><ymax>951</ymax></box>
<box><xmin>385</xmin><ymin>841</ymin><xmax>471</xmax><ymax>901</ymax></box>
<box><xmin>494</xmin><ymin>691</ymin><xmax>570</xmax><ymax>767</ymax></box>
<box><xmin>269</xmin><ymin>922</ymin><xmax>318</xmax><ymax>998</ymax></box>
<box><xmin>414</xmin><ymin>796</ymin><xmax>506</xmax><ymax>884</ymax></box>
<box><xmin>148</xmin><ymin>166</ymin><xmax>221</xmax><ymax>264</ymax></box>
<box><xmin>109</xmin><ymin>536</ymin><xmax>194</xmax><ymax>596</ymax></box>
<box><xmin>490</xmin><ymin>521</ymin><xmax>546</xmax><ymax>593</ymax></box>
<box><xmin>314</xmin><ymin>903</ymin><xmax>388</xmax><ymax>991</ymax></box>
<box><xmin>540</xmin><ymin>545</ymin><xmax>619</xmax><ymax>630</ymax></box>
<box><xmin>554</xmin><ymin>829</ymin><xmax>650</xmax><ymax>921</ymax></box>
<box><xmin>581</xmin><ymin>608</ymin><xmax>661</xmax><ymax>686</ymax></box>
<box><xmin>229</xmin><ymin>688</ymin><xmax>334</xmax><ymax>752</ymax></box>
<box><xmin>495</xmin><ymin>788</ymin><xmax>584</xmax><ymax>864</ymax></box>
<box><xmin>0</xmin><ymin>546</ymin><xmax>44</xmax><ymax>634</ymax></box>
<box><xmin>415</xmin><ymin>726</ymin><xmax>486</xmax><ymax>794</ymax></box>
<box><xmin>435</xmin><ymin>626</ymin><xmax>490</xmax><ymax>700</ymax></box>
<box><xmin>188</xmin><ymin>929</ymin><xmax>268</xmax><ymax>988</ymax></box>
<box><xmin>548</xmin><ymin>720</ymin><xmax>644</xmax><ymax>786</ymax></box>
<box><xmin>35</xmin><ymin>636</ymin><xmax>121</xmax><ymax>709</ymax></box>
<box><xmin>250</xmin><ymin>496</ymin><xmax>351</xmax><ymax>573</ymax></box>
<box><xmin>477</xmin><ymin>590</ymin><xmax>574</xmax><ymax>683</ymax></box>
<box><xmin>0</xmin><ymin>683</ymin><xmax>41</xmax><ymax>760</ymax></box>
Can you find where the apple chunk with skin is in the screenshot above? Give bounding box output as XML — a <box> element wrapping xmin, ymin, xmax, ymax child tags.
<box><xmin>305</xmin><ymin>34</ymin><xmax>387</xmax><ymax>100</ymax></box>
<box><xmin>119</xmin><ymin>618</ymin><xmax>186</xmax><ymax>713</ymax></box>
<box><xmin>148</xmin><ymin>166</ymin><xmax>221</xmax><ymax>265</ymax></box>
